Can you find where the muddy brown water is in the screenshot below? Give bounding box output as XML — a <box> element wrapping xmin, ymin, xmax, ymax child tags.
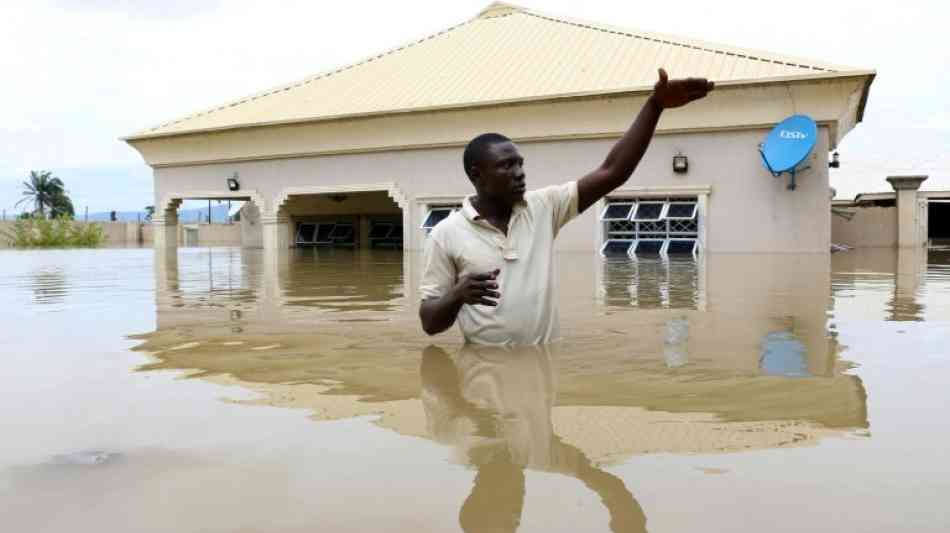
<box><xmin>1</xmin><ymin>246</ymin><xmax>948</xmax><ymax>532</ymax></box>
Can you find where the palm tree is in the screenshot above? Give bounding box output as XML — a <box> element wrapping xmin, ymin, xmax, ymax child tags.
<box><xmin>16</xmin><ymin>171</ymin><xmax>65</xmax><ymax>219</ymax></box>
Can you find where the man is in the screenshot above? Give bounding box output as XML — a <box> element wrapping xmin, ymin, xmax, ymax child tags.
<box><xmin>420</xmin><ymin>69</ymin><xmax>713</xmax><ymax>345</ymax></box>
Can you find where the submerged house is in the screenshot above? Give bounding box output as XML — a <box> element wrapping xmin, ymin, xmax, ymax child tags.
<box><xmin>124</xmin><ymin>2</ymin><xmax>875</xmax><ymax>257</ymax></box>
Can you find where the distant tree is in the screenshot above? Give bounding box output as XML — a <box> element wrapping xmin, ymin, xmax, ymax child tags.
<box><xmin>144</xmin><ymin>205</ymin><xmax>155</xmax><ymax>222</ymax></box>
<box><xmin>16</xmin><ymin>170</ymin><xmax>65</xmax><ymax>219</ymax></box>
<box><xmin>50</xmin><ymin>192</ymin><xmax>74</xmax><ymax>219</ymax></box>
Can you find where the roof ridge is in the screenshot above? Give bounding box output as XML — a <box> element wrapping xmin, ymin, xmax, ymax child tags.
<box><xmin>477</xmin><ymin>2</ymin><xmax>523</xmax><ymax>18</ymax></box>
<box><xmin>515</xmin><ymin>5</ymin><xmax>854</xmax><ymax>73</ymax></box>
<box><xmin>139</xmin><ymin>13</ymin><xmax>481</xmax><ymax>135</ymax></box>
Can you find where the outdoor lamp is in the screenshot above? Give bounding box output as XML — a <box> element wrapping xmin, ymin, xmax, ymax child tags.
<box><xmin>672</xmin><ymin>154</ymin><xmax>688</xmax><ymax>174</ymax></box>
<box><xmin>829</xmin><ymin>151</ymin><xmax>840</xmax><ymax>169</ymax></box>
<box><xmin>227</xmin><ymin>173</ymin><xmax>240</xmax><ymax>191</ymax></box>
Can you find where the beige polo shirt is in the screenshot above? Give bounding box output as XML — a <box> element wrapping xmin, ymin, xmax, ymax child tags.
<box><xmin>420</xmin><ymin>181</ymin><xmax>579</xmax><ymax>345</ymax></box>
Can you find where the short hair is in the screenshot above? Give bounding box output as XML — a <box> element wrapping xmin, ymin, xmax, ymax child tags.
<box><xmin>463</xmin><ymin>133</ymin><xmax>511</xmax><ymax>178</ymax></box>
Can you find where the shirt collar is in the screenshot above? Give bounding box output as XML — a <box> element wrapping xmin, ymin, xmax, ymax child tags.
<box><xmin>461</xmin><ymin>194</ymin><xmax>528</xmax><ymax>222</ymax></box>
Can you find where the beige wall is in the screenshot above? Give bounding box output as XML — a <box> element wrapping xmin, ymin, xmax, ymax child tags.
<box><xmin>142</xmin><ymin>223</ymin><xmax>154</xmax><ymax>244</ymax></box>
<box><xmin>831</xmin><ymin>207</ymin><xmax>898</xmax><ymax>248</ymax></box>
<box><xmin>154</xmin><ymin>127</ymin><xmax>831</xmax><ymax>254</ymax></box>
<box><xmin>195</xmin><ymin>223</ymin><xmax>241</xmax><ymax>246</ymax></box>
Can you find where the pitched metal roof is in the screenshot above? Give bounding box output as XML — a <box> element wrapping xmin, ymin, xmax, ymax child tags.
<box><xmin>128</xmin><ymin>2</ymin><xmax>868</xmax><ymax>140</ymax></box>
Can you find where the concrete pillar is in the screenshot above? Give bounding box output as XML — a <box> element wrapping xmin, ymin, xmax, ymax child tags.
<box><xmin>887</xmin><ymin>175</ymin><xmax>928</xmax><ymax>248</ymax></box>
<box><xmin>152</xmin><ymin>209</ymin><xmax>179</xmax><ymax>250</ymax></box>
<box><xmin>261</xmin><ymin>212</ymin><xmax>291</xmax><ymax>257</ymax></box>
<box><xmin>359</xmin><ymin>215</ymin><xmax>371</xmax><ymax>250</ymax></box>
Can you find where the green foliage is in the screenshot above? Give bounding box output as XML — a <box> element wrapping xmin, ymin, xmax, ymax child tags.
<box><xmin>2</xmin><ymin>217</ymin><xmax>107</xmax><ymax>248</ymax></box>
<box><xmin>17</xmin><ymin>170</ymin><xmax>67</xmax><ymax>218</ymax></box>
<box><xmin>50</xmin><ymin>192</ymin><xmax>75</xmax><ymax>219</ymax></box>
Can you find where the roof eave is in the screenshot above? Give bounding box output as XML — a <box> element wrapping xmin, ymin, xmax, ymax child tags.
<box><xmin>121</xmin><ymin>69</ymin><xmax>876</xmax><ymax>143</ymax></box>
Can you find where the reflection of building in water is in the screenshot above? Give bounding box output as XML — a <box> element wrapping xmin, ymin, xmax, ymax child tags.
<box><xmin>830</xmin><ymin>247</ymin><xmax>928</xmax><ymax>322</ymax></box>
<box><xmin>597</xmin><ymin>256</ymin><xmax>703</xmax><ymax>310</ymax></box>
<box><xmin>138</xmin><ymin>248</ymin><xmax>868</xmax><ymax>464</ymax></box>
<box><xmin>591</xmin><ymin>252</ymin><xmax>840</xmax><ymax>378</ymax></box>
<box><xmin>421</xmin><ymin>344</ymin><xmax>647</xmax><ymax>533</ymax></box>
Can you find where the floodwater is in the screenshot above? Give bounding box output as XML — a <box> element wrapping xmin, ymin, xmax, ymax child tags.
<box><xmin>1</xmin><ymin>246</ymin><xmax>948</xmax><ymax>532</ymax></box>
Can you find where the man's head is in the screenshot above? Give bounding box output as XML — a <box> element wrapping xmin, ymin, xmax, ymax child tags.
<box><xmin>463</xmin><ymin>133</ymin><xmax>526</xmax><ymax>207</ymax></box>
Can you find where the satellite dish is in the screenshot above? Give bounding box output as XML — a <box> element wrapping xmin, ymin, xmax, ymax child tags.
<box><xmin>758</xmin><ymin>114</ymin><xmax>818</xmax><ymax>190</ymax></box>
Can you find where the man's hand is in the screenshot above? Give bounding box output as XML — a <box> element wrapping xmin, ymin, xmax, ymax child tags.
<box><xmin>652</xmin><ymin>68</ymin><xmax>714</xmax><ymax>109</ymax></box>
<box><xmin>452</xmin><ymin>269</ymin><xmax>501</xmax><ymax>307</ymax></box>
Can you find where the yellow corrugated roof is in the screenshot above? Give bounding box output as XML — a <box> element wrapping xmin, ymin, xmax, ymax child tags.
<box><xmin>129</xmin><ymin>2</ymin><xmax>865</xmax><ymax>139</ymax></box>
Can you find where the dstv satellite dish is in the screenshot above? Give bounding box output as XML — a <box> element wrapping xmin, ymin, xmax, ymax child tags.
<box><xmin>759</xmin><ymin>114</ymin><xmax>818</xmax><ymax>190</ymax></box>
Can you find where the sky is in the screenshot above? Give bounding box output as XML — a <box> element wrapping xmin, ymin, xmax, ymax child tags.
<box><xmin>1</xmin><ymin>0</ymin><xmax>947</xmax><ymax>215</ymax></box>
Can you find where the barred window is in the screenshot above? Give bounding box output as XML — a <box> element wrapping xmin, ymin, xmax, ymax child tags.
<box><xmin>422</xmin><ymin>204</ymin><xmax>462</xmax><ymax>235</ymax></box>
<box><xmin>602</xmin><ymin>196</ymin><xmax>701</xmax><ymax>258</ymax></box>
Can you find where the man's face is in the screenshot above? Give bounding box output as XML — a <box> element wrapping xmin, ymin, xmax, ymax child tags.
<box><xmin>471</xmin><ymin>141</ymin><xmax>526</xmax><ymax>207</ymax></box>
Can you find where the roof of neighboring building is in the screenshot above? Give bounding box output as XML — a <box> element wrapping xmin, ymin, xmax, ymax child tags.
<box><xmin>834</xmin><ymin>190</ymin><xmax>950</xmax><ymax>206</ymax></box>
<box><xmin>126</xmin><ymin>1</ymin><xmax>872</xmax><ymax>140</ymax></box>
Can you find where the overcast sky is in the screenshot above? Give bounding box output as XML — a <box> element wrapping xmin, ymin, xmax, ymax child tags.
<box><xmin>1</xmin><ymin>0</ymin><xmax>947</xmax><ymax>214</ymax></box>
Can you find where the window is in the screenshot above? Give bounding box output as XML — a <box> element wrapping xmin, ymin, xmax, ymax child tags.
<box><xmin>600</xmin><ymin>202</ymin><xmax>635</xmax><ymax>221</ymax></box>
<box><xmin>632</xmin><ymin>202</ymin><xmax>665</xmax><ymax>221</ymax></box>
<box><xmin>421</xmin><ymin>207</ymin><xmax>456</xmax><ymax>230</ymax></box>
<box><xmin>368</xmin><ymin>223</ymin><xmax>393</xmax><ymax>240</ymax></box>
<box><xmin>389</xmin><ymin>224</ymin><xmax>404</xmax><ymax>240</ymax></box>
<box><xmin>666</xmin><ymin>202</ymin><xmax>698</xmax><ymax>220</ymax></box>
<box><xmin>329</xmin><ymin>223</ymin><xmax>354</xmax><ymax>244</ymax></box>
<box><xmin>664</xmin><ymin>239</ymin><xmax>697</xmax><ymax>256</ymax></box>
<box><xmin>314</xmin><ymin>223</ymin><xmax>336</xmax><ymax>244</ymax></box>
<box><xmin>295</xmin><ymin>223</ymin><xmax>317</xmax><ymax>244</ymax></box>
<box><xmin>422</xmin><ymin>204</ymin><xmax>462</xmax><ymax>235</ymax></box>
<box><xmin>602</xmin><ymin>196</ymin><xmax>701</xmax><ymax>257</ymax></box>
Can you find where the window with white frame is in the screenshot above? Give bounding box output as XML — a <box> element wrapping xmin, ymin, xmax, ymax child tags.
<box><xmin>295</xmin><ymin>221</ymin><xmax>357</xmax><ymax>247</ymax></box>
<box><xmin>368</xmin><ymin>223</ymin><xmax>393</xmax><ymax>240</ymax></box>
<box><xmin>295</xmin><ymin>223</ymin><xmax>317</xmax><ymax>245</ymax></box>
<box><xmin>328</xmin><ymin>223</ymin><xmax>354</xmax><ymax>244</ymax></box>
<box><xmin>422</xmin><ymin>204</ymin><xmax>462</xmax><ymax>235</ymax></box>
<box><xmin>367</xmin><ymin>219</ymin><xmax>404</xmax><ymax>248</ymax></box>
<box><xmin>600</xmin><ymin>196</ymin><xmax>700</xmax><ymax>258</ymax></box>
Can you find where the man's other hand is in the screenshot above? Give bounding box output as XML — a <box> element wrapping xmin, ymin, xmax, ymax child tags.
<box><xmin>653</xmin><ymin>68</ymin><xmax>714</xmax><ymax>109</ymax></box>
<box><xmin>453</xmin><ymin>269</ymin><xmax>501</xmax><ymax>307</ymax></box>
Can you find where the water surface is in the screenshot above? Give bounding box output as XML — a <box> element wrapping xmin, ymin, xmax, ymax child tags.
<box><xmin>1</xmin><ymin>246</ymin><xmax>948</xmax><ymax>532</ymax></box>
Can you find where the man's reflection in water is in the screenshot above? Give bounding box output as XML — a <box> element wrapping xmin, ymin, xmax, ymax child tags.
<box><xmin>420</xmin><ymin>345</ymin><xmax>647</xmax><ymax>533</ymax></box>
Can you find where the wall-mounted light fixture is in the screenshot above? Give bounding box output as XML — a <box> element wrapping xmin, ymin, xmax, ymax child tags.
<box><xmin>829</xmin><ymin>151</ymin><xmax>840</xmax><ymax>169</ymax></box>
<box><xmin>672</xmin><ymin>153</ymin><xmax>688</xmax><ymax>174</ymax></box>
<box><xmin>226</xmin><ymin>172</ymin><xmax>240</xmax><ymax>191</ymax></box>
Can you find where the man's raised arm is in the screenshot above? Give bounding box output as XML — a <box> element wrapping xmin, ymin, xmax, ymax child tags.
<box><xmin>576</xmin><ymin>68</ymin><xmax>714</xmax><ymax>213</ymax></box>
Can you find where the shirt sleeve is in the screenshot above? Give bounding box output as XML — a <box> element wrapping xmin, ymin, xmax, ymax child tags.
<box><xmin>535</xmin><ymin>181</ymin><xmax>579</xmax><ymax>234</ymax></box>
<box><xmin>420</xmin><ymin>234</ymin><xmax>457</xmax><ymax>300</ymax></box>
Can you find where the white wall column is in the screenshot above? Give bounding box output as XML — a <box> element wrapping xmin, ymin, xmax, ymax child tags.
<box><xmin>887</xmin><ymin>175</ymin><xmax>928</xmax><ymax>248</ymax></box>
<box><xmin>261</xmin><ymin>212</ymin><xmax>291</xmax><ymax>256</ymax></box>
<box><xmin>152</xmin><ymin>208</ymin><xmax>179</xmax><ymax>250</ymax></box>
